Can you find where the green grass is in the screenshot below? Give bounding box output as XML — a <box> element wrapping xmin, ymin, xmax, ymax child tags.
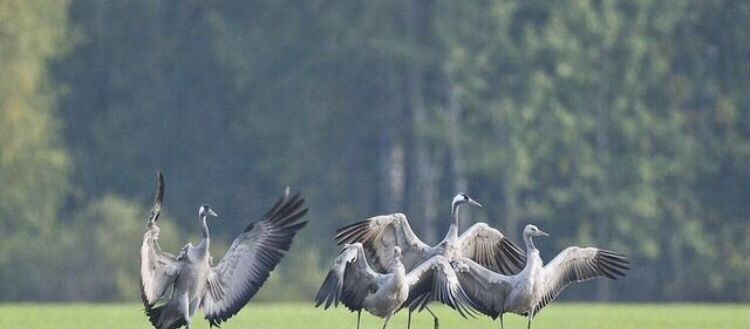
<box><xmin>0</xmin><ymin>303</ymin><xmax>746</xmax><ymax>329</ymax></box>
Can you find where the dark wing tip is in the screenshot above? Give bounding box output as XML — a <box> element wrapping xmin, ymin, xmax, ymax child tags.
<box><xmin>246</xmin><ymin>188</ymin><xmax>307</xmax><ymax>232</ymax></box>
<box><xmin>148</xmin><ymin>170</ymin><xmax>165</xmax><ymax>224</ymax></box>
<box><xmin>207</xmin><ymin>189</ymin><xmax>310</xmax><ymax>324</ymax></box>
<box><xmin>333</xmin><ymin>220</ymin><xmax>372</xmax><ymax>244</ymax></box>
<box><xmin>146</xmin><ymin>304</ymin><xmax>186</xmax><ymax>329</ymax></box>
<box><xmin>155</xmin><ymin>170</ymin><xmax>165</xmax><ymax>205</ymax></box>
<box><xmin>499</xmin><ymin>238</ymin><xmax>527</xmax><ymax>273</ymax></box>
<box><xmin>314</xmin><ymin>269</ymin><xmax>344</xmax><ymax>310</ymax></box>
<box><xmin>595</xmin><ymin>250</ymin><xmax>631</xmax><ymax>279</ymax></box>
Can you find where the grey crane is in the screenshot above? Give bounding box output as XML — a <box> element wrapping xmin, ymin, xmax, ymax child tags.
<box><xmin>315</xmin><ymin>243</ymin><xmax>476</xmax><ymax>329</ymax></box>
<box><xmin>451</xmin><ymin>224</ymin><xmax>630</xmax><ymax>329</ymax></box>
<box><xmin>335</xmin><ymin>194</ymin><xmax>525</xmax><ymax>275</ymax></box>
<box><xmin>334</xmin><ymin>193</ymin><xmax>526</xmax><ymax>327</ymax></box>
<box><xmin>140</xmin><ymin>171</ymin><xmax>308</xmax><ymax>329</ymax></box>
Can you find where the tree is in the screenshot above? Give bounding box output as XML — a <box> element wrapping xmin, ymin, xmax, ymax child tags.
<box><xmin>0</xmin><ymin>0</ymin><xmax>71</xmax><ymax>299</ymax></box>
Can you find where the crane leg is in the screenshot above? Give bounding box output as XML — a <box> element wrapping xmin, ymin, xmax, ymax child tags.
<box><xmin>381</xmin><ymin>314</ymin><xmax>392</xmax><ymax>329</ymax></box>
<box><xmin>407</xmin><ymin>311</ymin><xmax>412</xmax><ymax>329</ymax></box>
<box><xmin>526</xmin><ymin>314</ymin><xmax>533</xmax><ymax>329</ymax></box>
<box><xmin>356</xmin><ymin>309</ymin><xmax>361</xmax><ymax>329</ymax></box>
<box><xmin>425</xmin><ymin>306</ymin><xmax>439</xmax><ymax>329</ymax></box>
<box><xmin>499</xmin><ymin>314</ymin><xmax>504</xmax><ymax>329</ymax></box>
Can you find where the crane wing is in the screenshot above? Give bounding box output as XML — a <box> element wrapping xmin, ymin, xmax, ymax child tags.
<box><xmin>533</xmin><ymin>247</ymin><xmax>630</xmax><ymax>315</ymax></box>
<box><xmin>314</xmin><ymin>243</ymin><xmax>380</xmax><ymax>311</ymax></box>
<box><xmin>201</xmin><ymin>189</ymin><xmax>308</xmax><ymax>327</ymax></box>
<box><xmin>140</xmin><ymin>231</ymin><xmax>181</xmax><ymax>309</ymax></box>
<box><xmin>140</xmin><ymin>170</ymin><xmax>181</xmax><ymax>309</ymax></box>
<box><xmin>403</xmin><ymin>256</ymin><xmax>477</xmax><ymax>318</ymax></box>
<box><xmin>335</xmin><ymin>213</ymin><xmax>433</xmax><ymax>271</ymax></box>
<box><xmin>458</xmin><ymin>223</ymin><xmax>526</xmax><ymax>275</ymax></box>
<box><xmin>450</xmin><ymin>258</ymin><xmax>514</xmax><ymax>320</ymax></box>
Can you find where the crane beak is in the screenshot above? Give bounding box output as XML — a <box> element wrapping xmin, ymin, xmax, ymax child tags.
<box><xmin>207</xmin><ymin>209</ymin><xmax>218</xmax><ymax>217</ymax></box>
<box><xmin>468</xmin><ymin>198</ymin><xmax>482</xmax><ymax>208</ymax></box>
<box><xmin>538</xmin><ymin>230</ymin><xmax>549</xmax><ymax>237</ymax></box>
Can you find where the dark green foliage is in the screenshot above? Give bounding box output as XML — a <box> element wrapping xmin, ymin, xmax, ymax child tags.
<box><xmin>0</xmin><ymin>0</ymin><xmax>746</xmax><ymax>302</ymax></box>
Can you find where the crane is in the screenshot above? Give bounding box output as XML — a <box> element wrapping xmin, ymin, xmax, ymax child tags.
<box><xmin>451</xmin><ymin>224</ymin><xmax>630</xmax><ymax>329</ymax></box>
<box><xmin>334</xmin><ymin>193</ymin><xmax>526</xmax><ymax>326</ymax></box>
<box><xmin>140</xmin><ymin>171</ymin><xmax>308</xmax><ymax>328</ymax></box>
<box><xmin>315</xmin><ymin>243</ymin><xmax>475</xmax><ymax>329</ymax></box>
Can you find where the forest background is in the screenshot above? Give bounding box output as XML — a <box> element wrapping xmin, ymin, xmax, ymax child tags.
<box><xmin>0</xmin><ymin>0</ymin><xmax>747</xmax><ymax>303</ymax></box>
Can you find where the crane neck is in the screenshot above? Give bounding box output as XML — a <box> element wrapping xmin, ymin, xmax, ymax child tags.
<box><xmin>448</xmin><ymin>202</ymin><xmax>462</xmax><ymax>239</ymax></box>
<box><xmin>524</xmin><ymin>233</ymin><xmax>536</xmax><ymax>253</ymax></box>
<box><xmin>522</xmin><ymin>233</ymin><xmax>543</xmax><ymax>275</ymax></box>
<box><xmin>390</xmin><ymin>259</ymin><xmax>407</xmax><ymax>281</ymax></box>
<box><xmin>450</xmin><ymin>202</ymin><xmax>461</xmax><ymax>225</ymax></box>
<box><xmin>200</xmin><ymin>214</ymin><xmax>210</xmax><ymax>245</ymax></box>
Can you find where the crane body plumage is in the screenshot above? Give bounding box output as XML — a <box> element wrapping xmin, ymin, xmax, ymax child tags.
<box><xmin>334</xmin><ymin>193</ymin><xmax>525</xmax><ymax>326</ymax></box>
<box><xmin>336</xmin><ymin>194</ymin><xmax>526</xmax><ymax>275</ymax></box>
<box><xmin>140</xmin><ymin>171</ymin><xmax>308</xmax><ymax>329</ymax></box>
<box><xmin>452</xmin><ymin>224</ymin><xmax>630</xmax><ymax>329</ymax></box>
<box><xmin>315</xmin><ymin>243</ymin><xmax>475</xmax><ymax>329</ymax></box>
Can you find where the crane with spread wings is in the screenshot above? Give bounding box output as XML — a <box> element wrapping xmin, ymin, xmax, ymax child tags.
<box><xmin>334</xmin><ymin>193</ymin><xmax>526</xmax><ymax>326</ymax></box>
<box><xmin>140</xmin><ymin>171</ymin><xmax>308</xmax><ymax>329</ymax></box>
<box><xmin>315</xmin><ymin>243</ymin><xmax>476</xmax><ymax>329</ymax></box>
<box><xmin>451</xmin><ymin>224</ymin><xmax>630</xmax><ymax>329</ymax></box>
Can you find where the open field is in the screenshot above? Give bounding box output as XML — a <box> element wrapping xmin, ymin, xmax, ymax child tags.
<box><xmin>0</xmin><ymin>303</ymin><xmax>746</xmax><ymax>329</ymax></box>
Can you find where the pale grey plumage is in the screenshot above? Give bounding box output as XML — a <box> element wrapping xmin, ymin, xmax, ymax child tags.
<box><xmin>314</xmin><ymin>243</ymin><xmax>475</xmax><ymax>329</ymax></box>
<box><xmin>334</xmin><ymin>194</ymin><xmax>525</xmax><ymax>275</ymax></box>
<box><xmin>140</xmin><ymin>172</ymin><xmax>308</xmax><ymax>329</ymax></box>
<box><xmin>333</xmin><ymin>193</ymin><xmax>525</xmax><ymax>326</ymax></box>
<box><xmin>335</xmin><ymin>193</ymin><xmax>525</xmax><ymax>274</ymax></box>
<box><xmin>141</xmin><ymin>171</ymin><xmax>180</xmax><ymax>310</ymax></box>
<box><xmin>452</xmin><ymin>224</ymin><xmax>630</xmax><ymax>329</ymax></box>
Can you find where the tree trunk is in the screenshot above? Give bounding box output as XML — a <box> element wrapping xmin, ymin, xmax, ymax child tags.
<box><xmin>378</xmin><ymin>57</ymin><xmax>405</xmax><ymax>212</ymax></box>
<box><xmin>443</xmin><ymin>61</ymin><xmax>467</xmax><ymax>192</ymax></box>
<box><xmin>669</xmin><ymin>232</ymin><xmax>685</xmax><ymax>300</ymax></box>
<box><xmin>595</xmin><ymin>47</ymin><xmax>612</xmax><ymax>302</ymax></box>
<box><xmin>502</xmin><ymin>178</ymin><xmax>520</xmax><ymax>243</ymax></box>
<box><xmin>405</xmin><ymin>0</ymin><xmax>437</xmax><ymax>243</ymax></box>
<box><xmin>747</xmin><ymin>217</ymin><xmax>750</xmax><ymax>301</ymax></box>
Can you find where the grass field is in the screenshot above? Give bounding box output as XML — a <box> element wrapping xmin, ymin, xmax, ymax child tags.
<box><xmin>0</xmin><ymin>303</ymin><xmax>746</xmax><ymax>329</ymax></box>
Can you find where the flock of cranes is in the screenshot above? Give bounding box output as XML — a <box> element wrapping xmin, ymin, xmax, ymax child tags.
<box><xmin>139</xmin><ymin>171</ymin><xmax>629</xmax><ymax>329</ymax></box>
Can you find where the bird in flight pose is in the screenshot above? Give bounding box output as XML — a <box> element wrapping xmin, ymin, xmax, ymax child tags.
<box><xmin>334</xmin><ymin>193</ymin><xmax>526</xmax><ymax>326</ymax></box>
<box><xmin>451</xmin><ymin>224</ymin><xmax>630</xmax><ymax>329</ymax></box>
<box><xmin>315</xmin><ymin>243</ymin><xmax>476</xmax><ymax>329</ymax></box>
<box><xmin>140</xmin><ymin>171</ymin><xmax>308</xmax><ymax>328</ymax></box>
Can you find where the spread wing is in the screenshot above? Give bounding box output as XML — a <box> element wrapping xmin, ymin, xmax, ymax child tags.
<box><xmin>533</xmin><ymin>247</ymin><xmax>630</xmax><ymax>315</ymax></box>
<box><xmin>202</xmin><ymin>189</ymin><xmax>308</xmax><ymax>327</ymax></box>
<box><xmin>451</xmin><ymin>258</ymin><xmax>514</xmax><ymax>320</ymax></box>
<box><xmin>140</xmin><ymin>231</ymin><xmax>181</xmax><ymax>309</ymax></box>
<box><xmin>140</xmin><ymin>170</ymin><xmax>181</xmax><ymax>309</ymax></box>
<box><xmin>404</xmin><ymin>256</ymin><xmax>477</xmax><ymax>318</ymax></box>
<box><xmin>314</xmin><ymin>243</ymin><xmax>381</xmax><ymax>311</ymax></box>
<box><xmin>335</xmin><ymin>213</ymin><xmax>434</xmax><ymax>271</ymax></box>
<box><xmin>458</xmin><ymin>223</ymin><xmax>526</xmax><ymax>275</ymax></box>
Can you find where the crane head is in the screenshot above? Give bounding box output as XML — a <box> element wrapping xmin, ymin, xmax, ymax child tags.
<box><xmin>524</xmin><ymin>224</ymin><xmax>549</xmax><ymax>237</ymax></box>
<box><xmin>199</xmin><ymin>204</ymin><xmax>219</xmax><ymax>218</ymax></box>
<box><xmin>452</xmin><ymin>193</ymin><xmax>482</xmax><ymax>209</ymax></box>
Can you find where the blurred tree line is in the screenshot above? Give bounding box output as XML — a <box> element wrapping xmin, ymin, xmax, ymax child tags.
<box><xmin>0</xmin><ymin>0</ymin><xmax>747</xmax><ymax>302</ymax></box>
